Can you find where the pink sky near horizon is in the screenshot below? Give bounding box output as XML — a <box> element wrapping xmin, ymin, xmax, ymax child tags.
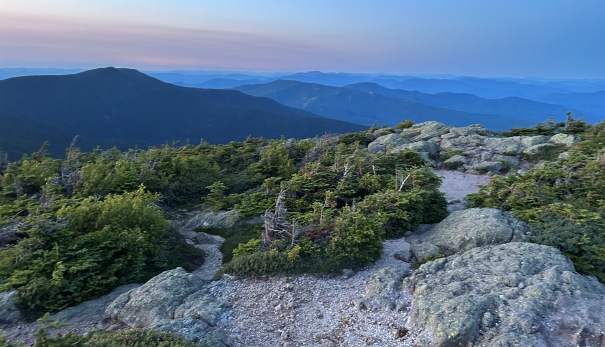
<box><xmin>1</xmin><ymin>1</ymin><xmax>605</xmax><ymax>78</ymax></box>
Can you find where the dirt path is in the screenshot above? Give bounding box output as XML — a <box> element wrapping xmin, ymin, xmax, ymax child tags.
<box><xmin>177</xmin><ymin>223</ymin><xmax>224</xmax><ymax>281</ymax></box>
<box><xmin>212</xmin><ymin>171</ymin><xmax>493</xmax><ymax>346</ymax></box>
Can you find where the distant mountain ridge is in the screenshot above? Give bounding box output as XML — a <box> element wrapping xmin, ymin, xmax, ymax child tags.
<box><xmin>233</xmin><ymin>80</ymin><xmax>569</xmax><ymax>130</ymax></box>
<box><xmin>345</xmin><ymin>82</ymin><xmax>586</xmax><ymax>124</ymax></box>
<box><xmin>0</xmin><ymin>68</ymin><xmax>364</xmax><ymax>159</ymax></box>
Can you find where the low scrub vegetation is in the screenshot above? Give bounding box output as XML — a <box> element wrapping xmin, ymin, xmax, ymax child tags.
<box><xmin>468</xmin><ymin>121</ymin><xmax>605</xmax><ymax>281</ymax></box>
<box><xmin>0</xmin><ymin>326</ymin><xmax>198</xmax><ymax>347</ymax></box>
<box><xmin>0</xmin><ymin>127</ymin><xmax>448</xmax><ymax>318</ymax></box>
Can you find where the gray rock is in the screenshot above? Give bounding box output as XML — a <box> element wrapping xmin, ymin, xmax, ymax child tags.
<box><xmin>402</xmin><ymin>242</ymin><xmax>605</xmax><ymax>347</ymax></box>
<box><xmin>400</xmin><ymin>121</ymin><xmax>449</xmax><ymax>141</ymax></box>
<box><xmin>367</xmin><ymin>133</ymin><xmax>410</xmax><ymax>154</ymax></box>
<box><xmin>439</xmin><ymin>134</ymin><xmax>485</xmax><ymax>152</ymax></box>
<box><xmin>520</xmin><ymin>135</ymin><xmax>549</xmax><ymax>147</ymax></box>
<box><xmin>441</xmin><ymin>154</ymin><xmax>468</xmax><ymax>170</ymax></box>
<box><xmin>394</xmin><ymin>249</ymin><xmax>412</xmax><ymax>262</ymax></box>
<box><xmin>483</xmin><ymin>137</ymin><xmax>523</xmax><ymax>155</ymax></box>
<box><xmin>407</xmin><ymin>208</ymin><xmax>528</xmax><ymax>262</ymax></box>
<box><xmin>368</xmin><ymin>122</ymin><xmax>573</xmax><ymax>175</ymax></box>
<box><xmin>185</xmin><ymin>210</ymin><xmax>240</xmax><ymax>230</ymax></box>
<box><xmin>0</xmin><ymin>291</ymin><xmax>21</xmax><ymax>324</ymax></box>
<box><xmin>393</xmin><ymin>140</ymin><xmax>439</xmax><ymax>157</ymax></box>
<box><xmin>53</xmin><ymin>284</ymin><xmax>138</xmax><ymax>325</ymax></box>
<box><xmin>523</xmin><ymin>142</ymin><xmax>561</xmax><ymax>158</ymax></box>
<box><xmin>492</xmin><ymin>154</ymin><xmax>521</xmax><ymax>169</ymax></box>
<box><xmin>358</xmin><ymin>266</ymin><xmax>411</xmax><ymax>311</ymax></box>
<box><xmin>446</xmin><ymin>124</ymin><xmax>488</xmax><ymax>137</ymax></box>
<box><xmin>548</xmin><ymin>133</ymin><xmax>579</xmax><ymax>147</ymax></box>
<box><xmin>470</xmin><ymin>161</ymin><xmax>503</xmax><ymax>173</ymax></box>
<box><xmin>106</xmin><ymin>268</ymin><xmax>227</xmax><ymax>344</ymax></box>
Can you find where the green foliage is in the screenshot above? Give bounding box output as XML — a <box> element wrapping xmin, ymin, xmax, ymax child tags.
<box><xmin>326</xmin><ymin>207</ymin><xmax>384</xmax><ymax>268</ymax></box>
<box><xmin>1</xmin><ymin>151</ymin><xmax>59</xmax><ymax>197</ymax></box>
<box><xmin>0</xmin><ymin>187</ymin><xmax>199</xmax><ymax>318</ymax></box>
<box><xmin>500</xmin><ymin>115</ymin><xmax>589</xmax><ymax>138</ymax></box>
<box><xmin>86</xmin><ymin>329</ymin><xmax>198</xmax><ymax>347</ymax></box>
<box><xmin>338</xmin><ymin>131</ymin><xmax>377</xmax><ymax>147</ymax></box>
<box><xmin>233</xmin><ymin>191</ymin><xmax>274</xmax><ymax>218</ymax></box>
<box><xmin>467</xmin><ymin>121</ymin><xmax>605</xmax><ymax>281</ymax></box>
<box><xmin>394</xmin><ymin>120</ymin><xmax>414</xmax><ymax>131</ymax></box>
<box><xmin>204</xmin><ymin>181</ymin><xmax>228</xmax><ymax>211</ymax></box>
<box><xmin>16</xmin><ymin>326</ymin><xmax>198</xmax><ymax>347</ymax></box>
<box><xmin>421</xmin><ymin>253</ymin><xmax>446</xmax><ymax>263</ymax></box>
<box><xmin>440</xmin><ymin>149</ymin><xmax>464</xmax><ymax>161</ymax></box>
<box><xmin>247</xmin><ymin>140</ymin><xmax>296</xmax><ymax>181</ymax></box>
<box><xmin>529</xmin><ymin>214</ymin><xmax>605</xmax><ymax>282</ymax></box>
<box><xmin>221</xmin><ymin>153</ymin><xmax>447</xmax><ymax>277</ymax></box>
<box><xmin>358</xmin><ymin>190</ymin><xmax>424</xmax><ymax>237</ymax></box>
<box><xmin>0</xmin><ymin>126</ymin><xmax>452</xmax><ymax>313</ymax></box>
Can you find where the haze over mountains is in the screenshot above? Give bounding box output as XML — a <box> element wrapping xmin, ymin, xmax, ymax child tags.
<box><xmin>0</xmin><ymin>67</ymin><xmax>603</xmax><ymax>159</ymax></box>
<box><xmin>233</xmin><ymin>80</ymin><xmax>580</xmax><ymax>130</ymax></box>
<box><xmin>151</xmin><ymin>70</ymin><xmax>602</xmax><ymax>125</ymax></box>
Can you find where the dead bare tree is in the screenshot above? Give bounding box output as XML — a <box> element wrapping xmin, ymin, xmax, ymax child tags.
<box><xmin>59</xmin><ymin>136</ymin><xmax>81</xmax><ymax>196</ymax></box>
<box><xmin>395</xmin><ymin>170</ymin><xmax>411</xmax><ymax>191</ymax></box>
<box><xmin>262</xmin><ymin>188</ymin><xmax>301</xmax><ymax>246</ymax></box>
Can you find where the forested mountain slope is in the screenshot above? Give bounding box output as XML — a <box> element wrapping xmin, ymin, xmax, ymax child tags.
<box><xmin>0</xmin><ymin>68</ymin><xmax>363</xmax><ymax>159</ymax></box>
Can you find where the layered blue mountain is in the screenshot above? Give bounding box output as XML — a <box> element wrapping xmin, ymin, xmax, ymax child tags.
<box><xmin>233</xmin><ymin>80</ymin><xmax>574</xmax><ymax>130</ymax></box>
<box><xmin>345</xmin><ymin>82</ymin><xmax>587</xmax><ymax>124</ymax></box>
<box><xmin>0</xmin><ymin>68</ymin><xmax>364</xmax><ymax>159</ymax></box>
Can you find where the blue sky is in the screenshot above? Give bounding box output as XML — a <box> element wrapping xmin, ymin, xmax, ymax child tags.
<box><xmin>1</xmin><ymin>0</ymin><xmax>604</xmax><ymax>78</ymax></box>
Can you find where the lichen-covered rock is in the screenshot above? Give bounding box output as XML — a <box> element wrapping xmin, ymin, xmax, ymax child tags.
<box><xmin>439</xmin><ymin>134</ymin><xmax>484</xmax><ymax>153</ymax></box>
<box><xmin>366</xmin><ymin>121</ymin><xmax>577</xmax><ymax>173</ymax></box>
<box><xmin>106</xmin><ymin>268</ymin><xmax>228</xmax><ymax>344</ymax></box>
<box><xmin>446</xmin><ymin>124</ymin><xmax>488</xmax><ymax>137</ymax></box>
<box><xmin>402</xmin><ymin>242</ymin><xmax>605</xmax><ymax>347</ymax></box>
<box><xmin>483</xmin><ymin>137</ymin><xmax>524</xmax><ymax>155</ymax></box>
<box><xmin>520</xmin><ymin>135</ymin><xmax>549</xmax><ymax>147</ymax></box>
<box><xmin>400</xmin><ymin>121</ymin><xmax>449</xmax><ymax>141</ymax></box>
<box><xmin>53</xmin><ymin>284</ymin><xmax>138</xmax><ymax>325</ymax></box>
<box><xmin>0</xmin><ymin>291</ymin><xmax>21</xmax><ymax>324</ymax></box>
<box><xmin>367</xmin><ymin>133</ymin><xmax>410</xmax><ymax>154</ymax></box>
<box><xmin>548</xmin><ymin>133</ymin><xmax>579</xmax><ymax>146</ymax></box>
<box><xmin>523</xmin><ymin>142</ymin><xmax>563</xmax><ymax>159</ymax></box>
<box><xmin>407</xmin><ymin>208</ymin><xmax>528</xmax><ymax>262</ymax></box>
<box><xmin>185</xmin><ymin>210</ymin><xmax>240</xmax><ymax>230</ymax></box>
<box><xmin>357</xmin><ymin>266</ymin><xmax>411</xmax><ymax>311</ymax></box>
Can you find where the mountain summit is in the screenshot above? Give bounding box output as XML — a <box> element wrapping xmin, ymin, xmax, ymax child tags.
<box><xmin>0</xmin><ymin>67</ymin><xmax>364</xmax><ymax>158</ymax></box>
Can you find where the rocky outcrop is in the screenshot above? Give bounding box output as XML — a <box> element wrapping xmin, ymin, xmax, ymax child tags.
<box><xmin>407</xmin><ymin>208</ymin><xmax>529</xmax><ymax>262</ymax></box>
<box><xmin>402</xmin><ymin>242</ymin><xmax>605</xmax><ymax>347</ymax></box>
<box><xmin>106</xmin><ymin>267</ymin><xmax>228</xmax><ymax>346</ymax></box>
<box><xmin>52</xmin><ymin>284</ymin><xmax>138</xmax><ymax>326</ymax></box>
<box><xmin>368</xmin><ymin>121</ymin><xmax>578</xmax><ymax>173</ymax></box>
<box><xmin>0</xmin><ymin>291</ymin><xmax>21</xmax><ymax>324</ymax></box>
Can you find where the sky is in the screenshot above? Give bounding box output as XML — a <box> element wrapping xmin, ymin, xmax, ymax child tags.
<box><xmin>1</xmin><ymin>0</ymin><xmax>604</xmax><ymax>78</ymax></box>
